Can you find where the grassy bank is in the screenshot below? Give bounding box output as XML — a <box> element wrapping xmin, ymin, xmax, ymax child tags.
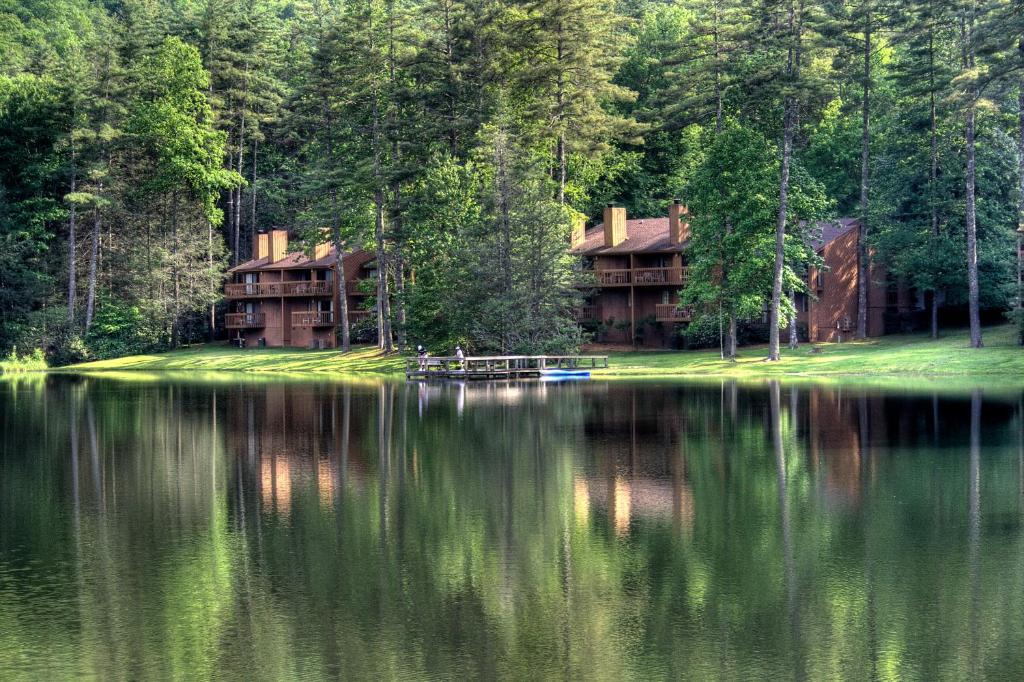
<box><xmin>57</xmin><ymin>325</ymin><xmax>1024</xmax><ymax>385</ymax></box>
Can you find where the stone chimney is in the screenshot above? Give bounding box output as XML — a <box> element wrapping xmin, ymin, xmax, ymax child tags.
<box><xmin>669</xmin><ymin>200</ymin><xmax>690</xmax><ymax>245</ymax></box>
<box><xmin>603</xmin><ymin>204</ymin><xmax>626</xmax><ymax>248</ymax></box>
<box><xmin>254</xmin><ymin>232</ymin><xmax>270</xmax><ymax>260</ymax></box>
<box><xmin>270</xmin><ymin>229</ymin><xmax>289</xmax><ymax>263</ymax></box>
<box><xmin>313</xmin><ymin>228</ymin><xmax>332</xmax><ymax>260</ymax></box>
<box><xmin>571</xmin><ymin>215</ymin><xmax>587</xmax><ymax>249</ymax></box>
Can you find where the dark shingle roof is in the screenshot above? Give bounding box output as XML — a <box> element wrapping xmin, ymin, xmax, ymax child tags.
<box><xmin>810</xmin><ymin>218</ymin><xmax>859</xmax><ymax>252</ymax></box>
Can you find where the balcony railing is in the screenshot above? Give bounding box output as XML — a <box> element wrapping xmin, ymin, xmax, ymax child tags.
<box><xmin>634</xmin><ymin>267</ymin><xmax>687</xmax><ymax>285</ymax></box>
<box><xmin>655</xmin><ymin>303</ymin><xmax>692</xmax><ymax>322</ymax></box>
<box><xmin>292</xmin><ymin>311</ymin><xmax>335</xmax><ymax>327</ymax></box>
<box><xmin>225</xmin><ymin>280</ymin><xmax>333</xmax><ymax>298</ymax></box>
<box><xmin>572</xmin><ymin>306</ymin><xmax>596</xmax><ymax>321</ymax></box>
<box><xmin>579</xmin><ymin>267</ymin><xmax>688</xmax><ymax>287</ymax></box>
<box><xmin>347</xmin><ymin>310</ymin><xmax>373</xmax><ymax>323</ymax></box>
<box><xmin>225</xmin><ymin>312</ymin><xmax>266</xmax><ymax>328</ymax></box>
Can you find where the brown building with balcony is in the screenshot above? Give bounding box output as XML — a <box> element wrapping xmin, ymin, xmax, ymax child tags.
<box><xmin>572</xmin><ymin>207</ymin><xmax>918</xmax><ymax>349</ymax></box>
<box><xmin>223</xmin><ymin>230</ymin><xmax>376</xmax><ymax>348</ymax></box>
<box><xmin>570</xmin><ymin>202</ymin><xmax>691</xmax><ymax>347</ymax></box>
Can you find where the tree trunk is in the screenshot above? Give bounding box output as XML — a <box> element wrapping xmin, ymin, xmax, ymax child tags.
<box><xmin>963</xmin><ymin>8</ymin><xmax>982</xmax><ymax>348</ymax></box>
<box><xmin>769</xmin><ymin>0</ymin><xmax>801</xmax><ymax>361</ymax></box>
<box><xmin>788</xmin><ymin>289</ymin><xmax>799</xmax><ymax>349</ymax></box>
<box><xmin>929</xmin><ymin>29</ymin><xmax>940</xmax><ymax>339</ymax></box>
<box><xmin>234</xmin><ymin>98</ymin><xmax>246</xmax><ymax>265</ymax></box>
<box><xmin>1017</xmin><ymin>59</ymin><xmax>1024</xmax><ymax>345</ymax></box>
<box><xmin>371</xmin><ymin>6</ymin><xmax>393</xmax><ymax>353</ymax></box>
<box><xmin>67</xmin><ymin>151</ymin><xmax>77</xmax><ymax>326</ymax></box>
<box><xmin>495</xmin><ymin>132</ymin><xmax>514</xmax><ymax>352</ymax></box>
<box><xmin>171</xmin><ymin>192</ymin><xmax>181</xmax><ymax>347</ymax></box>
<box><xmin>856</xmin><ymin>16</ymin><xmax>871</xmax><ymax>339</ymax></box>
<box><xmin>391</xmin><ymin>193</ymin><xmax>407</xmax><ymax>351</ymax></box>
<box><xmin>931</xmin><ymin>291</ymin><xmax>939</xmax><ymax>340</ymax></box>
<box><xmin>250</xmin><ymin>135</ymin><xmax>258</xmax><ymax>260</ymax></box>
<box><xmin>769</xmin><ymin>100</ymin><xmax>794</xmax><ymax>361</ymax></box>
<box><xmin>334</xmin><ymin>217</ymin><xmax>351</xmax><ymax>352</ymax></box>
<box><xmin>714</xmin><ymin>0</ymin><xmax>723</xmax><ymax>134</ymax></box>
<box><xmin>555</xmin><ymin>22</ymin><xmax>566</xmax><ymax>204</ymax></box>
<box><xmin>84</xmin><ymin>205</ymin><xmax>101</xmax><ymax>331</ymax></box>
<box><xmin>727</xmin><ymin>313</ymin><xmax>737</xmax><ymax>359</ymax></box>
<box><xmin>208</xmin><ymin>218</ymin><xmax>215</xmax><ymax>341</ymax></box>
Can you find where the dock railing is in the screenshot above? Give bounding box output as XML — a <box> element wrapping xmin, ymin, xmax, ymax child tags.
<box><xmin>405</xmin><ymin>354</ymin><xmax>609</xmax><ymax>377</ymax></box>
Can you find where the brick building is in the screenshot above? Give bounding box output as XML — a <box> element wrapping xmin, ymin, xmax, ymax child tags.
<box><xmin>797</xmin><ymin>218</ymin><xmax>919</xmax><ymax>342</ymax></box>
<box><xmin>223</xmin><ymin>230</ymin><xmax>376</xmax><ymax>348</ymax></box>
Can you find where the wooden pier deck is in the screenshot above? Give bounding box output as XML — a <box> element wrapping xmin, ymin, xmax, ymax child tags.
<box><xmin>405</xmin><ymin>355</ymin><xmax>608</xmax><ymax>380</ymax></box>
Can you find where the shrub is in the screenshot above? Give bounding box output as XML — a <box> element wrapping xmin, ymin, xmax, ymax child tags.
<box><xmin>0</xmin><ymin>347</ymin><xmax>48</xmax><ymax>373</ymax></box>
<box><xmin>85</xmin><ymin>299</ymin><xmax>167</xmax><ymax>359</ymax></box>
<box><xmin>49</xmin><ymin>331</ymin><xmax>91</xmax><ymax>366</ymax></box>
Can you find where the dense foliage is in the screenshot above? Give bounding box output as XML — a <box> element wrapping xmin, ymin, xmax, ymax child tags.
<box><xmin>0</xmin><ymin>0</ymin><xmax>1022</xmax><ymax>360</ymax></box>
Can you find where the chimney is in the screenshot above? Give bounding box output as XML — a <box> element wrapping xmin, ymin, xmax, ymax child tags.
<box><xmin>603</xmin><ymin>203</ymin><xmax>627</xmax><ymax>248</ymax></box>
<box><xmin>313</xmin><ymin>228</ymin><xmax>331</xmax><ymax>260</ymax></box>
<box><xmin>669</xmin><ymin>200</ymin><xmax>690</xmax><ymax>245</ymax></box>
<box><xmin>254</xmin><ymin>232</ymin><xmax>270</xmax><ymax>260</ymax></box>
<box><xmin>571</xmin><ymin>214</ymin><xmax>587</xmax><ymax>249</ymax></box>
<box><xmin>270</xmin><ymin>229</ymin><xmax>289</xmax><ymax>263</ymax></box>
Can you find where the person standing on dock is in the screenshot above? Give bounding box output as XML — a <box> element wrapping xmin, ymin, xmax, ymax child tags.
<box><xmin>417</xmin><ymin>344</ymin><xmax>428</xmax><ymax>371</ymax></box>
<box><xmin>455</xmin><ymin>345</ymin><xmax>466</xmax><ymax>371</ymax></box>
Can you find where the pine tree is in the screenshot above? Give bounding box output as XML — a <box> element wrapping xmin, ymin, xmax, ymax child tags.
<box><xmin>516</xmin><ymin>0</ymin><xmax>636</xmax><ymax>204</ymax></box>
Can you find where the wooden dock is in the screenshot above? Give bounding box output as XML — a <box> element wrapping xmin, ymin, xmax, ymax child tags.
<box><xmin>405</xmin><ymin>355</ymin><xmax>608</xmax><ymax>380</ymax></box>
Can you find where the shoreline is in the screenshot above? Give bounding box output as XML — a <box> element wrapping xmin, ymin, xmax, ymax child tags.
<box><xmin>12</xmin><ymin>324</ymin><xmax>1020</xmax><ymax>392</ymax></box>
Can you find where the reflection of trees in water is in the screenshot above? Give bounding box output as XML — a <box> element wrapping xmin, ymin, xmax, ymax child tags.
<box><xmin>2</xmin><ymin>378</ymin><xmax>1024</xmax><ymax>678</ymax></box>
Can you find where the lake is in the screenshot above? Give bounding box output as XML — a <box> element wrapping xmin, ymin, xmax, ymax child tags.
<box><xmin>1</xmin><ymin>375</ymin><xmax>1023</xmax><ymax>680</ymax></box>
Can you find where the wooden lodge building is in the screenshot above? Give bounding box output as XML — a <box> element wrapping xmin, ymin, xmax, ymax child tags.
<box><xmin>570</xmin><ymin>202</ymin><xmax>692</xmax><ymax>347</ymax></box>
<box><xmin>223</xmin><ymin>208</ymin><xmax>917</xmax><ymax>350</ymax></box>
<box><xmin>223</xmin><ymin>230</ymin><xmax>376</xmax><ymax>348</ymax></box>
<box><xmin>572</xmin><ymin>204</ymin><xmax>918</xmax><ymax>348</ymax></box>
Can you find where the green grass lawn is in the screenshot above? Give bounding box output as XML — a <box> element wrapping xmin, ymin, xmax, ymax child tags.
<box><xmin>53</xmin><ymin>324</ymin><xmax>1024</xmax><ymax>386</ymax></box>
<box><xmin>61</xmin><ymin>345</ymin><xmax>404</xmax><ymax>375</ymax></box>
<box><xmin>596</xmin><ymin>324</ymin><xmax>1024</xmax><ymax>380</ymax></box>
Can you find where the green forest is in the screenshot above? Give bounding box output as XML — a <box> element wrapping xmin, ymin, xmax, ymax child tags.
<box><xmin>1</xmin><ymin>0</ymin><xmax>1023</xmax><ymax>362</ymax></box>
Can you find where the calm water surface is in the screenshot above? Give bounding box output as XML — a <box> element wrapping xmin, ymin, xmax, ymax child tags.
<box><xmin>1</xmin><ymin>376</ymin><xmax>1023</xmax><ymax>680</ymax></box>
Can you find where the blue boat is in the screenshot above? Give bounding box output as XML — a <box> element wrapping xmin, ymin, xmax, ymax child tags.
<box><xmin>539</xmin><ymin>369</ymin><xmax>590</xmax><ymax>380</ymax></box>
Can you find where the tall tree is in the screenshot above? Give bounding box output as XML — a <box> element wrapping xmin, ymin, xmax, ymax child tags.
<box><xmin>518</xmin><ymin>0</ymin><xmax>635</xmax><ymax>205</ymax></box>
<box><xmin>684</xmin><ymin>122</ymin><xmax>828</xmax><ymax>358</ymax></box>
<box><xmin>128</xmin><ymin>37</ymin><xmax>242</xmax><ymax>346</ymax></box>
<box><xmin>960</xmin><ymin>0</ymin><xmax>983</xmax><ymax>347</ymax></box>
<box><xmin>764</xmin><ymin>0</ymin><xmax>808</xmax><ymax>361</ymax></box>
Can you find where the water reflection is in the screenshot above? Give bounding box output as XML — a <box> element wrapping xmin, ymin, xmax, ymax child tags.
<box><xmin>1</xmin><ymin>377</ymin><xmax>1024</xmax><ymax>679</ymax></box>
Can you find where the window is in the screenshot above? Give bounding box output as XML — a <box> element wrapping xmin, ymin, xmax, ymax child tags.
<box><xmin>661</xmin><ymin>291</ymin><xmax>671</xmax><ymax>305</ymax></box>
<box><xmin>815</xmin><ymin>270</ymin><xmax>825</xmax><ymax>292</ymax></box>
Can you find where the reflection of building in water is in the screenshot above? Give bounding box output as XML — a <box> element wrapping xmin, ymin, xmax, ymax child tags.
<box><xmin>805</xmin><ymin>387</ymin><xmax>865</xmax><ymax>505</ymax></box>
<box><xmin>261</xmin><ymin>457</ymin><xmax>292</xmax><ymax>515</ymax></box>
<box><xmin>225</xmin><ymin>384</ymin><xmax>374</xmax><ymax>514</ymax></box>
<box><xmin>574</xmin><ymin>474</ymin><xmax>694</xmax><ymax>537</ymax></box>
<box><xmin>574</xmin><ymin>386</ymin><xmax>694</xmax><ymax>536</ymax></box>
